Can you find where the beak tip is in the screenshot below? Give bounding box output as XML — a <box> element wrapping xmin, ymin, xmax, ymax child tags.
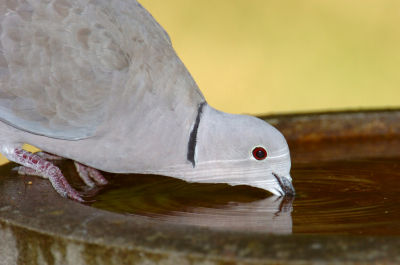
<box><xmin>272</xmin><ymin>172</ymin><xmax>295</xmax><ymax>197</ymax></box>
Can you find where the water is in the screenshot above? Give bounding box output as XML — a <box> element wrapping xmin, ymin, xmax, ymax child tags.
<box><xmin>89</xmin><ymin>175</ymin><xmax>293</xmax><ymax>233</ymax></box>
<box><xmin>292</xmin><ymin>158</ymin><xmax>400</xmax><ymax>235</ymax></box>
<box><xmin>87</xmin><ymin>139</ymin><xmax>400</xmax><ymax>235</ymax></box>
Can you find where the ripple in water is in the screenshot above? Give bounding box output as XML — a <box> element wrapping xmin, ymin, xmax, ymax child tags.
<box><xmin>88</xmin><ymin>155</ymin><xmax>400</xmax><ymax>235</ymax></box>
<box><xmin>292</xmin><ymin>158</ymin><xmax>400</xmax><ymax>235</ymax></box>
<box><xmin>89</xmin><ymin>175</ymin><xmax>293</xmax><ymax>234</ymax></box>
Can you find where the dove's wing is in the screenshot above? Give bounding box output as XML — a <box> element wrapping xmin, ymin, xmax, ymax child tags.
<box><xmin>0</xmin><ymin>0</ymin><xmax>180</xmax><ymax>140</ymax></box>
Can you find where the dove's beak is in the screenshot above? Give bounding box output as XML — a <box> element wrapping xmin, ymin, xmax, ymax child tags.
<box><xmin>272</xmin><ymin>173</ymin><xmax>295</xmax><ymax>197</ymax></box>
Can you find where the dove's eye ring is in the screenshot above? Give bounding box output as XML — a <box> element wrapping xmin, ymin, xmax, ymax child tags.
<box><xmin>252</xmin><ymin>147</ymin><xmax>267</xmax><ymax>160</ymax></box>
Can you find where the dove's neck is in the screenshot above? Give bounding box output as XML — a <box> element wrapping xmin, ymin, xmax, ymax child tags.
<box><xmin>152</xmin><ymin>104</ymin><xmax>243</xmax><ymax>170</ymax></box>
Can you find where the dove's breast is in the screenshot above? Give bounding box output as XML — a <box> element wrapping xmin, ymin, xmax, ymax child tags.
<box><xmin>0</xmin><ymin>0</ymin><xmax>205</xmax><ymax>171</ymax></box>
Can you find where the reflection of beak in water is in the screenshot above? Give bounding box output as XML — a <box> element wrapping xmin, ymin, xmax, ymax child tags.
<box><xmin>150</xmin><ymin>196</ymin><xmax>294</xmax><ymax>234</ymax></box>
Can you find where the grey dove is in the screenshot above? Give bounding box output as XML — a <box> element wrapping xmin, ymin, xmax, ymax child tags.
<box><xmin>0</xmin><ymin>0</ymin><xmax>294</xmax><ymax>201</ymax></box>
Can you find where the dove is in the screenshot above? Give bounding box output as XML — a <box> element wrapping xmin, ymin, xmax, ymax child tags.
<box><xmin>0</xmin><ymin>0</ymin><xmax>294</xmax><ymax>201</ymax></box>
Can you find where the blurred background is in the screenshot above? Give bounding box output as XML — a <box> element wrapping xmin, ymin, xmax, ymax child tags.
<box><xmin>140</xmin><ymin>0</ymin><xmax>400</xmax><ymax>115</ymax></box>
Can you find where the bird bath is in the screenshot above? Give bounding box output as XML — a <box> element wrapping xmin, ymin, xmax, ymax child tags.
<box><xmin>1</xmin><ymin>109</ymin><xmax>400</xmax><ymax>264</ymax></box>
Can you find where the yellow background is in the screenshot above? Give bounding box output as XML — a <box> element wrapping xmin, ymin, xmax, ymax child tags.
<box><xmin>2</xmin><ymin>1</ymin><xmax>400</xmax><ymax>164</ymax></box>
<box><xmin>140</xmin><ymin>0</ymin><xmax>400</xmax><ymax>115</ymax></box>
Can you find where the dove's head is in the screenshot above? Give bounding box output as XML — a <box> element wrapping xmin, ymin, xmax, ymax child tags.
<box><xmin>184</xmin><ymin>104</ymin><xmax>294</xmax><ymax>197</ymax></box>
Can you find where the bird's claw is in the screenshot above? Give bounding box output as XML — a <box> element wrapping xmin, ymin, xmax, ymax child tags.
<box><xmin>13</xmin><ymin>165</ymin><xmax>45</xmax><ymax>177</ymax></box>
<box><xmin>74</xmin><ymin>162</ymin><xmax>108</xmax><ymax>187</ymax></box>
<box><xmin>9</xmin><ymin>149</ymin><xmax>107</xmax><ymax>202</ymax></box>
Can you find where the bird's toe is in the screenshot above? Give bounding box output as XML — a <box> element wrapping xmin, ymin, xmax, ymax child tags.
<box><xmin>74</xmin><ymin>161</ymin><xmax>108</xmax><ymax>187</ymax></box>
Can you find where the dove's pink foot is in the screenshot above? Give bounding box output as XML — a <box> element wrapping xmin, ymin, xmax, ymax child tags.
<box><xmin>74</xmin><ymin>162</ymin><xmax>108</xmax><ymax>187</ymax></box>
<box><xmin>5</xmin><ymin>148</ymin><xmax>83</xmax><ymax>202</ymax></box>
<box><xmin>17</xmin><ymin>166</ymin><xmax>44</xmax><ymax>177</ymax></box>
<box><xmin>21</xmin><ymin>152</ymin><xmax>107</xmax><ymax>188</ymax></box>
<box><xmin>16</xmin><ymin>151</ymin><xmax>63</xmax><ymax>177</ymax></box>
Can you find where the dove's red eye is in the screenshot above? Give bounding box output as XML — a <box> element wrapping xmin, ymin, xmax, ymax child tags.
<box><xmin>252</xmin><ymin>147</ymin><xmax>267</xmax><ymax>160</ymax></box>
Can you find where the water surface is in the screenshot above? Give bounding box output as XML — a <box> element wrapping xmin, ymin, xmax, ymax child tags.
<box><xmin>292</xmin><ymin>157</ymin><xmax>400</xmax><ymax>235</ymax></box>
<box><xmin>89</xmin><ymin>139</ymin><xmax>400</xmax><ymax>235</ymax></box>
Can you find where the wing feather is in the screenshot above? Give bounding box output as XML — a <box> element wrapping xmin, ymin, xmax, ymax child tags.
<box><xmin>0</xmin><ymin>0</ymin><xmax>132</xmax><ymax>139</ymax></box>
<box><xmin>0</xmin><ymin>0</ymin><xmax>204</xmax><ymax>140</ymax></box>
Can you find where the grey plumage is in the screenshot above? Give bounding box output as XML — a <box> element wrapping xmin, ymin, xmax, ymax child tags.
<box><xmin>0</xmin><ymin>0</ymin><xmax>294</xmax><ymax>199</ymax></box>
